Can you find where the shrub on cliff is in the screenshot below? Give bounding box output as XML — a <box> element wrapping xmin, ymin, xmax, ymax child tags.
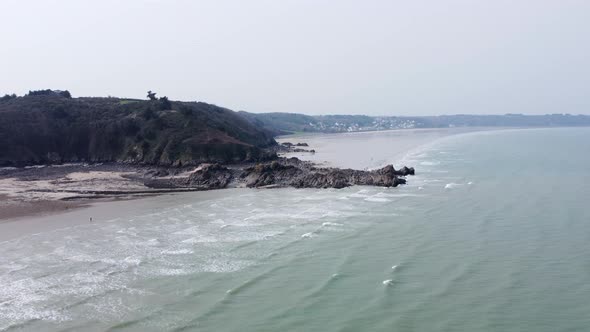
<box><xmin>159</xmin><ymin>96</ymin><xmax>171</xmax><ymax>110</ymax></box>
<box><xmin>26</xmin><ymin>89</ymin><xmax>71</xmax><ymax>98</ymax></box>
<box><xmin>0</xmin><ymin>94</ymin><xmax>17</xmax><ymax>102</ymax></box>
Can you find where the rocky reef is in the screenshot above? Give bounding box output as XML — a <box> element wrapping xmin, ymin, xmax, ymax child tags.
<box><xmin>145</xmin><ymin>157</ymin><xmax>414</xmax><ymax>190</ymax></box>
<box><xmin>0</xmin><ymin>154</ymin><xmax>415</xmax><ymax>220</ymax></box>
<box><xmin>240</xmin><ymin>158</ymin><xmax>413</xmax><ymax>189</ymax></box>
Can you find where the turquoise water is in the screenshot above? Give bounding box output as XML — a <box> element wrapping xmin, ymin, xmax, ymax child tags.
<box><xmin>1</xmin><ymin>128</ymin><xmax>589</xmax><ymax>331</ymax></box>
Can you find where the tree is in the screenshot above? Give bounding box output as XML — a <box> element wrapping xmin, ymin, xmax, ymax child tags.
<box><xmin>147</xmin><ymin>90</ymin><xmax>157</xmax><ymax>101</ymax></box>
<box><xmin>25</xmin><ymin>89</ymin><xmax>71</xmax><ymax>98</ymax></box>
<box><xmin>159</xmin><ymin>96</ymin><xmax>171</xmax><ymax>110</ymax></box>
<box><xmin>0</xmin><ymin>94</ymin><xmax>17</xmax><ymax>102</ymax></box>
<box><xmin>59</xmin><ymin>90</ymin><xmax>72</xmax><ymax>98</ymax></box>
<box><xmin>27</xmin><ymin>89</ymin><xmax>54</xmax><ymax>96</ymax></box>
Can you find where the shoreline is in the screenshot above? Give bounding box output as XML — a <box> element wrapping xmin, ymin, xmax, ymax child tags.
<box><xmin>0</xmin><ymin>194</ymin><xmax>89</xmax><ymax>222</ymax></box>
<box><xmin>275</xmin><ymin>127</ymin><xmax>486</xmax><ymax>170</ymax></box>
<box><xmin>0</xmin><ymin>193</ymin><xmax>160</xmax><ymax>224</ymax></box>
<box><xmin>0</xmin><ymin>127</ymin><xmax>481</xmax><ymax>224</ymax></box>
<box><xmin>0</xmin><ymin>163</ymin><xmax>186</xmax><ymax>222</ymax></box>
<box><xmin>0</xmin><ymin>191</ymin><xmax>225</xmax><ymax>241</ymax></box>
<box><xmin>0</xmin><ymin>160</ymin><xmax>414</xmax><ymax>223</ymax></box>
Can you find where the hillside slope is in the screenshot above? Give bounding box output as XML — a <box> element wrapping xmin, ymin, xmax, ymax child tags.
<box><xmin>0</xmin><ymin>93</ymin><xmax>277</xmax><ymax>167</ymax></box>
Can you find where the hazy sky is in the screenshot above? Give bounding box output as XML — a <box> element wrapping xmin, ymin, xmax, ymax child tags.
<box><xmin>2</xmin><ymin>0</ymin><xmax>589</xmax><ymax>115</ymax></box>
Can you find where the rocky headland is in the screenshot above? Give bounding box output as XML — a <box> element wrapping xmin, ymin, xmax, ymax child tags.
<box><xmin>146</xmin><ymin>157</ymin><xmax>414</xmax><ymax>190</ymax></box>
<box><xmin>0</xmin><ymin>156</ymin><xmax>415</xmax><ymax>219</ymax></box>
<box><xmin>0</xmin><ymin>90</ymin><xmax>415</xmax><ymax>219</ymax></box>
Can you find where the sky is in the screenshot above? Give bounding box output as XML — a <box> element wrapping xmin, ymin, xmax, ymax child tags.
<box><xmin>1</xmin><ymin>0</ymin><xmax>589</xmax><ymax>116</ymax></box>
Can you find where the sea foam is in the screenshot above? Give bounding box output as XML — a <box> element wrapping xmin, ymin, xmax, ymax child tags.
<box><xmin>364</xmin><ymin>196</ymin><xmax>391</xmax><ymax>203</ymax></box>
<box><xmin>444</xmin><ymin>183</ymin><xmax>462</xmax><ymax>189</ymax></box>
<box><xmin>322</xmin><ymin>222</ymin><xmax>344</xmax><ymax>227</ymax></box>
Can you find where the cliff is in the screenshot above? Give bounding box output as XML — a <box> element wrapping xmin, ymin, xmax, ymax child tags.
<box><xmin>0</xmin><ymin>93</ymin><xmax>277</xmax><ymax>167</ymax></box>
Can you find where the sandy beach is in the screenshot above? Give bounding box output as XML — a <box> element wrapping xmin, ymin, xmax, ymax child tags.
<box><xmin>0</xmin><ymin>128</ymin><xmax>477</xmax><ymax>233</ymax></box>
<box><xmin>0</xmin><ymin>194</ymin><xmax>88</xmax><ymax>221</ymax></box>
<box><xmin>0</xmin><ymin>163</ymin><xmax>209</xmax><ymax>222</ymax></box>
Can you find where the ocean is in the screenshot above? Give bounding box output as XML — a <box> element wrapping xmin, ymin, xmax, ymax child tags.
<box><xmin>1</xmin><ymin>127</ymin><xmax>589</xmax><ymax>331</ymax></box>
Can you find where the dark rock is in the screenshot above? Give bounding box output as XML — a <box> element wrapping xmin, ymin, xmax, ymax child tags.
<box><xmin>295</xmin><ymin>142</ymin><xmax>309</xmax><ymax>147</ymax></box>
<box><xmin>145</xmin><ymin>163</ymin><xmax>233</xmax><ymax>189</ymax></box>
<box><xmin>394</xmin><ymin>177</ymin><xmax>407</xmax><ymax>186</ymax></box>
<box><xmin>293</xmin><ymin>148</ymin><xmax>315</xmax><ymax>153</ymax></box>
<box><xmin>187</xmin><ymin>163</ymin><xmax>233</xmax><ymax>189</ymax></box>
<box><xmin>241</xmin><ymin>160</ymin><xmax>304</xmax><ymax>187</ymax></box>
<box><xmin>395</xmin><ymin>166</ymin><xmax>415</xmax><ymax>176</ymax></box>
<box><xmin>145</xmin><ymin>157</ymin><xmax>414</xmax><ymax>191</ymax></box>
<box><xmin>239</xmin><ymin>158</ymin><xmax>413</xmax><ymax>189</ymax></box>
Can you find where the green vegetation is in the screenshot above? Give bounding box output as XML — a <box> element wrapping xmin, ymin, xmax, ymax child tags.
<box><xmin>118</xmin><ymin>99</ymin><xmax>140</xmax><ymax>105</ymax></box>
<box><xmin>0</xmin><ymin>91</ymin><xmax>276</xmax><ymax>167</ymax></box>
<box><xmin>0</xmin><ymin>94</ymin><xmax>17</xmax><ymax>102</ymax></box>
<box><xmin>26</xmin><ymin>89</ymin><xmax>72</xmax><ymax>98</ymax></box>
<box><xmin>147</xmin><ymin>90</ymin><xmax>157</xmax><ymax>101</ymax></box>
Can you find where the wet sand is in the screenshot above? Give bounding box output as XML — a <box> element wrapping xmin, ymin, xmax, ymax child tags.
<box><xmin>0</xmin><ymin>164</ymin><xmax>193</xmax><ymax>221</ymax></box>
<box><xmin>0</xmin><ymin>190</ymin><xmax>233</xmax><ymax>241</ymax></box>
<box><xmin>0</xmin><ymin>194</ymin><xmax>88</xmax><ymax>221</ymax></box>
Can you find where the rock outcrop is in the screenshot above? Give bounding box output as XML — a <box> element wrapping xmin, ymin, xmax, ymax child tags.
<box><xmin>144</xmin><ymin>157</ymin><xmax>414</xmax><ymax>191</ymax></box>
<box><xmin>186</xmin><ymin>163</ymin><xmax>233</xmax><ymax>189</ymax></box>
<box><xmin>144</xmin><ymin>163</ymin><xmax>234</xmax><ymax>189</ymax></box>
<box><xmin>246</xmin><ymin>159</ymin><xmax>412</xmax><ymax>189</ymax></box>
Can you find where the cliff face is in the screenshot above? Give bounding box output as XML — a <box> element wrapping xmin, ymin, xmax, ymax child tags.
<box><xmin>0</xmin><ymin>95</ymin><xmax>277</xmax><ymax>167</ymax></box>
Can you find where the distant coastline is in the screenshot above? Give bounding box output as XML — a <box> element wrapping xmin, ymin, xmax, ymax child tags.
<box><xmin>240</xmin><ymin>111</ymin><xmax>590</xmax><ymax>135</ymax></box>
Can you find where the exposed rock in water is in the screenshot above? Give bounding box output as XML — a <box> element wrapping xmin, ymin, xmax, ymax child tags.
<box><xmin>241</xmin><ymin>160</ymin><xmax>304</xmax><ymax>188</ymax></box>
<box><xmin>145</xmin><ymin>163</ymin><xmax>233</xmax><ymax>189</ymax></box>
<box><xmin>280</xmin><ymin>142</ymin><xmax>313</xmax><ymax>153</ymax></box>
<box><xmin>396</xmin><ymin>166</ymin><xmax>415</xmax><ymax>176</ymax></box>
<box><xmin>292</xmin><ymin>148</ymin><xmax>314</xmax><ymax>153</ymax></box>
<box><xmin>187</xmin><ymin>163</ymin><xmax>233</xmax><ymax>189</ymax></box>
<box><xmin>240</xmin><ymin>158</ymin><xmax>413</xmax><ymax>189</ymax></box>
<box><xmin>145</xmin><ymin>157</ymin><xmax>413</xmax><ymax>191</ymax></box>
